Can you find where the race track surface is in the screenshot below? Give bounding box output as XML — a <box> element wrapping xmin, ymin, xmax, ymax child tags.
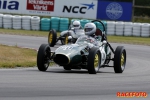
<box><xmin>0</xmin><ymin>34</ymin><xmax>150</xmax><ymax>100</ymax></box>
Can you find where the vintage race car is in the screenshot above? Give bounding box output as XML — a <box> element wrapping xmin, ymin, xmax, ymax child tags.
<box><xmin>37</xmin><ymin>20</ymin><xmax>126</xmax><ymax>74</ymax></box>
<box><xmin>48</xmin><ymin>24</ymin><xmax>85</xmax><ymax>47</ymax></box>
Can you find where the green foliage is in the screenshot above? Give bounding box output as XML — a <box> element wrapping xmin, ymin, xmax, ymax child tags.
<box><xmin>134</xmin><ymin>17</ymin><xmax>150</xmax><ymax>23</ymax></box>
<box><xmin>134</xmin><ymin>0</ymin><xmax>150</xmax><ymax>6</ymax></box>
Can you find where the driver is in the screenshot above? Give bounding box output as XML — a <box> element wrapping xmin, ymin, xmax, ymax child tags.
<box><xmin>84</xmin><ymin>22</ymin><xmax>108</xmax><ymax>54</ymax></box>
<box><xmin>72</xmin><ymin>20</ymin><xmax>82</xmax><ymax>30</ymax></box>
<box><xmin>84</xmin><ymin>22</ymin><xmax>99</xmax><ymax>38</ymax></box>
<box><xmin>81</xmin><ymin>22</ymin><xmax>100</xmax><ymax>46</ymax></box>
<box><xmin>84</xmin><ymin>22</ymin><xmax>107</xmax><ymax>41</ymax></box>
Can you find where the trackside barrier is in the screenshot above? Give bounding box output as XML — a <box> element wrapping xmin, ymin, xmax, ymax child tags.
<box><xmin>13</xmin><ymin>15</ymin><xmax>22</xmax><ymax>30</ymax></box>
<box><xmin>22</xmin><ymin>16</ymin><xmax>31</xmax><ymax>30</ymax></box>
<box><xmin>59</xmin><ymin>18</ymin><xmax>69</xmax><ymax>32</ymax></box>
<box><xmin>0</xmin><ymin>14</ymin><xmax>3</xmax><ymax>28</ymax></box>
<box><xmin>0</xmin><ymin>14</ymin><xmax>150</xmax><ymax>37</ymax></box>
<box><xmin>51</xmin><ymin>17</ymin><xmax>60</xmax><ymax>31</ymax></box>
<box><xmin>3</xmin><ymin>14</ymin><xmax>12</xmax><ymax>29</ymax></box>
<box><xmin>132</xmin><ymin>23</ymin><xmax>141</xmax><ymax>37</ymax></box>
<box><xmin>97</xmin><ymin>21</ymin><xmax>107</xmax><ymax>31</ymax></box>
<box><xmin>106</xmin><ymin>21</ymin><xmax>115</xmax><ymax>35</ymax></box>
<box><xmin>31</xmin><ymin>16</ymin><xmax>40</xmax><ymax>31</ymax></box>
<box><xmin>115</xmin><ymin>21</ymin><xmax>124</xmax><ymax>36</ymax></box>
<box><xmin>124</xmin><ymin>22</ymin><xmax>133</xmax><ymax>36</ymax></box>
<box><xmin>141</xmin><ymin>23</ymin><xmax>150</xmax><ymax>37</ymax></box>
<box><xmin>92</xmin><ymin>21</ymin><xmax>107</xmax><ymax>32</ymax></box>
<box><xmin>71</xmin><ymin>19</ymin><xmax>80</xmax><ymax>24</ymax></box>
<box><xmin>80</xmin><ymin>19</ymin><xmax>90</xmax><ymax>28</ymax></box>
<box><xmin>40</xmin><ymin>18</ymin><xmax>51</xmax><ymax>31</ymax></box>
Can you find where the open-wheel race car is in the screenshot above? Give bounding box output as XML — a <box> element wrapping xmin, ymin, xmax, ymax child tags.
<box><xmin>48</xmin><ymin>21</ymin><xmax>85</xmax><ymax>47</ymax></box>
<box><xmin>37</xmin><ymin>20</ymin><xmax>126</xmax><ymax>74</ymax></box>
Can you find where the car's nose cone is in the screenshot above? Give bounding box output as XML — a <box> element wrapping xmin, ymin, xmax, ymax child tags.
<box><xmin>53</xmin><ymin>54</ymin><xmax>70</xmax><ymax>65</ymax></box>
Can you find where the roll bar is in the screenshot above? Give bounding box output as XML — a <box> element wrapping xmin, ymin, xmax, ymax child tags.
<box><xmin>91</xmin><ymin>20</ymin><xmax>106</xmax><ymax>32</ymax></box>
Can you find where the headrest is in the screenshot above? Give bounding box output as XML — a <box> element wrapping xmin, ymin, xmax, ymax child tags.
<box><xmin>95</xmin><ymin>28</ymin><xmax>102</xmax><ymax>36</ymax></box>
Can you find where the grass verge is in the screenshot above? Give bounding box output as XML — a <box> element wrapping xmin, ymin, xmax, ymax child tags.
<box><xmin>0</xmin><ymin>44</ymin><xmax>37</xmax><ymax>68</ymax></box>
<box><xmin>108</xmin><ymin>35</ymin><xmax>150</xmax><ymax>46</ymax></box>
<box><xmin>0</xmin><ymin>28</ymin><xmax>49</xmax><ymax>37</ymax></box>
<box><xmin>0</xmin><ymin>28</ymin><xmax>150</xmax><ymax>46</ymax></box>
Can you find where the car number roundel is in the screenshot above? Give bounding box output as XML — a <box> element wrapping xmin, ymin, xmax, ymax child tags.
<box><xmin>60</xmin><ymin>46</ymin><xmax>73</xmax><ymax>50</ymax></box>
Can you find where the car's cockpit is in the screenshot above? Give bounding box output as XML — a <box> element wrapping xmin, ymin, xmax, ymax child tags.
<box><xmin>75</xmin><ymin>35</ymin><xmax>102</xmax><ymax>46</ymax></box>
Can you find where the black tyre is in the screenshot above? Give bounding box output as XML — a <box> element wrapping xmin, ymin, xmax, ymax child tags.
<box><xmin>48</xmin><ymin>29</ymin><xmax>57</xmax><ymax>47</ymax></box>
<box><xmin>61</xmin><ymin>34</ymin><xmax>68</xmax><ymax>45</ymax></box>
<box><xmin>37</xmin><ymin>44</ymin><xmax>51</xmax><ymax>71</ymax></box>
<box><xmin>63</xmin><ymin>66</ymin><xmax>71</xmax><ymax>70</ymax></box>
<box><xmin>87</xmin><ymin>47</ymin><xmax>101</xmax><ymax>74</ymax></box>
<box><xmin>114</xmin><ymin>46</ymin><xmax>126</xmax><ymax>73</ymax></box>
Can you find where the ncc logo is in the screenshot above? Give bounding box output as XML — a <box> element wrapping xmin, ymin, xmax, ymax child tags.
<box><xmin>63</xmin><ymin>2</ymin><xmax>95</xmax><ymax>14</ymax></box>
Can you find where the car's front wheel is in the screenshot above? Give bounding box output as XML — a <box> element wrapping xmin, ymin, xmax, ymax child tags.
<box><xmin>114</xmin><ymin>46</ymin><xmax>126</xmax><ymax>73</ymax></box>
<box><xmin>87</xmin><ymin>47</ymin><xmax>101</xmax><ymax>74</ymax></box>
<box><xmin>37</xmin><ymin>44</ymin><xmax>51</xmax><ymax>71</ymax></box>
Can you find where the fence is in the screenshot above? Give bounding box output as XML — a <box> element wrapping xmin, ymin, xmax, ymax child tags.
<box><xmin>0</xmin><ymin>14</ymin><xmax>149</xmax><ymax>37</ymax></box>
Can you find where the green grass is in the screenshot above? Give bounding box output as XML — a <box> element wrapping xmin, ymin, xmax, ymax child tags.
<box><xmin>108</xmin><ymin>36</ymin><xmax>150</xmax><ymax>46</ymax></box>
<box><xmin>0</xmin><ymin>28</ymin><xmax>150</xmax><ymax>46</ymax></box>
<box><xmin>0</xmin><ymin>28</ymin><xmax>49</xmax><ymax>37</ymax></box>
<box><xmin>133</xmin><ymin>17</ymin><xmax>150</xmax><ymax>23</ymax></box>
<box><xmin>0</xmin><ymin>44</ymin><xmax>37</xmax><ymax>68</ymax></box>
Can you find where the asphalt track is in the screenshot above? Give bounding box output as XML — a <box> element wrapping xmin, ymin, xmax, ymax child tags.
<box><xmin>0</xmin><ymin>34</ymin><xmax>150</xmax><ymax>100</ymax></box>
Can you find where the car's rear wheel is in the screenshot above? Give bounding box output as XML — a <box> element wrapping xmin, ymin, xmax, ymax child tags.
<box><xmin>37</xmin><ymin>44</ymin><xmax>51</xmax><ymax>71</ymax></box>
<box><xmin>87</xmin><ymin>47</ymin><xmax>101</xmax><ymax>74</ymax></box>
<box><xmin>61</xmin><ymin>34</ymin><xmax>68</xmax><ymax>45</ymax></box>
<box><xmin>114</xmin><ymin>46</ymin><xmax>126</xmax><ymax>73</ymax></box>
<box><xmin>48</xmin><ymin>29</ymin><xmax>57</xmax><ymax>47</ymax></box>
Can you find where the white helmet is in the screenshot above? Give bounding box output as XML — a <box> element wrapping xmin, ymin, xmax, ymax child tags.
<box><xmin>73</xmin><ymin>20</ymin><xmax>81</xmax><ymax>30</ymax></box>
<box><xmin>84</xmin><ymin>23</ymin><xmax>96</xmax><ymax>36</ymax></box>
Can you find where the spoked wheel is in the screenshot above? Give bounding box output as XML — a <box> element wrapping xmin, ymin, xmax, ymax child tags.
<box><xmin>87</xmin><ymin>47</ymin><xmax>101</xmax><ymax>74</ymax></box>
<box><xmin>114</xmin><ymin>46</ymin><xmax>126</xmax><ymax>73</ymax></box>
<box><xmin>37</xmin><ymin>44</ymin><xmax>51</xmax><ymax>71</ymax></box>
<box><xmin>48</xmin><ymin>29</ymin><xmax>57</xmax><ymax>47</ymax></box>
<box><xmin>61</xmin><ymin>34</ymin><xmax>68</xmax><ymax>45</ymax></box>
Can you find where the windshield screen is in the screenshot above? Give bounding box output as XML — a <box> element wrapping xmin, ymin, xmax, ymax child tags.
<box><xmin>76</xmin><ymin>35</ymin><xmax>96</xmax><ymax>44</ymax></box>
